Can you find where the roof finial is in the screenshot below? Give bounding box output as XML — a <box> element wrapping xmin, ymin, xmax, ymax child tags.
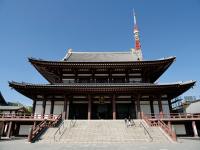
<box><xmin>132</xmin><ymin>9</ymin><xmax>143</xmax><ymax>61</ymax></box>
<box><xmin>62</xmin><ymin>48</ymin><xmax>73</xmax><ymax>61</ymax></box>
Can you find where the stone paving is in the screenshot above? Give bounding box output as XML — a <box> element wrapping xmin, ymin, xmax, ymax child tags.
<box><xmin>0</xmin><ymin>138</ymin><xmax>200</xmax><ymax>150</ymax></box>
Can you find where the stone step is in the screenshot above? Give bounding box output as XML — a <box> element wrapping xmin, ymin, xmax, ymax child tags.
<box><xmin>38</xmin><ymin>120</ymin><xmax>170</xmax><ymax>143</ymax></box>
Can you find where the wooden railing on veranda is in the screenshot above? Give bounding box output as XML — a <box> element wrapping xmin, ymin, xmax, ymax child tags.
<box><xmin>28</xmin><ymin>114</ymin><xmax>62</xmax><ymax>143</ymax></box>
<box><xmin>142</xmin><ymin>113</ymin><xmax>200</xmax><ymax>120</ymax></box>
<box><xmin>0</xmin><ymin>113</ymin><xmax>60</xmax><ymax>120</ymax></box>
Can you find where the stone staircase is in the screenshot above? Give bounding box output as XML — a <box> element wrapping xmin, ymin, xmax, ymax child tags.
<box><xmin>38</xmin><ymin>120</ymin><xmax>170</xmax><ymax>144</ymax></box>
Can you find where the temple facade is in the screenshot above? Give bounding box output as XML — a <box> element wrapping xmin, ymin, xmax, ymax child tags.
<box><xmin>9</xmin><ymin>12</ymin><xmax>195</xmax><ymax>121</ymax></box>
<box><xmin>9</xmin><ymin>50</ymin><xmax>195</xmax><ymax>120</ymax></box>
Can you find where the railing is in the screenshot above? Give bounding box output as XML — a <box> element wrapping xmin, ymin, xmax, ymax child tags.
<box><xmin>0</xmin><ymin>113</ymin><xmax>59</xmax><ymax>120</ymax></box>
<box><xmin>53</xmin><ymin>118</ymin><xmax>77</xmax><ymax>142</ymax></box>
<box><xmin>53</xmin><ymin>120</ymin><xmax>65</xmax><ymax>142</ymax></box>
<box><xmin>143</xmin><ymin>113</ymin><xmax>200</xmax><ymax>120</ymax></box>
<box><xmin>142</xmin><ymin>113</ymin><xmax>177</xmax><ymax>141</ymax></box>
<box><xmin>28</xmin><ymin>113</ymin><xmax>62</xmax><ymax>143</ymax></box>
<box><xmin>28</xmin><ymin>119</ymin><xmax>49</xmax><ymax>142</ymax></box>
<box><xmin>139</xmin><ymin>121</ymin><xmax>153</xmax><ymax>142</ymax></box>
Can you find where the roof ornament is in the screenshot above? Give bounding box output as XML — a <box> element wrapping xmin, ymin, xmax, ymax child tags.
<box><xmin>62</xmin><ymin>48</ymin><xmax>73</xmax><ymax>61</ymax></box>
<box><xmin>133</xmin><ymin>9</ymin><xmax>143</xmax><ymax>61</ymax></box>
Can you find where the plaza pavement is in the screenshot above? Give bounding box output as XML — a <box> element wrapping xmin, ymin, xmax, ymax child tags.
<box><xmin>0</xmin><ymin>138</ymin><xmax>200</xmax><ymax>150</ymax></box>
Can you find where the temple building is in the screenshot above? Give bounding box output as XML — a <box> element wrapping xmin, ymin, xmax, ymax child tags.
<box><xmin>8</xmin><ymin>12</ymin><xmax>195</xmax><ymax>121</ymax></box>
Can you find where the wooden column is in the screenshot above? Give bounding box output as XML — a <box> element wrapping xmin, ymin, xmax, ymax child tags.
<box><xmin>33</xmin><ymin>122</ymin><xmax>37</xmax><ymax>129</ymax></box>
<box><xmin>63</xmin><ymin>95</ymin><xmax>69</xmax><ymax>120</ymax></box>
<box><xmin>168</xmin><ymin>99</ymin><xmax>173</xmax><ymax>113</ymax></box>
<box><xmin>42</xmin><ymin>99</ymin><xmax>46</xmax><ymax>118</ymax></box>
<box><xmin>88</xmin><ymin>95</ymin><xmax>92</xmax><ymax>120</ymax></box>
<box><xmin>32</xmin><ymin>100</ymin><xmax>36</xmax><ymax>115</ymax></box>
<box><xmin>132</xmin><ymin>96</ymin><xmax>136</xmax><ymax>119</ymax></box>
<box><xmin>150</xmin><ymin>96</ymin><xmax>154</xmax><ymax>117</ymax></box>
<box><xmin>6</xmin><ymin>121</ymin><xmax>12</xmax><ymax>138</ymax></box>
<box><xmin>66</xmin><ymin>100</ymin><xmax>70</xmax><ymax>120</ymax></box>
<box><xmin>192</xmin><ymin>121</ymin><xmax>199</xmax><ymax>137</ymax></box>
<box><xmin>136</xmin><ymin>95</ymin><xmax>141</xmax><ymax>119</ymax></box>
<box><xmin>158</xmin><ymin>95</ymin><xmax>163</xmax><ymax>118</ymax></box>
<box><xmin>50</xmin><ymin>100</ymin><xmax>54</xmax><ymax>115</ymax></box>
<box><xmin>168</xmin><ymin>121</ymin><xmax>172</xmax><ymax>131</ymax></box>
<box><xmin>112</xmin><ymin>95</ymin><xmax>116</xmax><ymax>119</ymax></box>
<box><xmin>0</xmin><ymin>122</ymin><xmax>5</xmax><ymax>137</ymax></box>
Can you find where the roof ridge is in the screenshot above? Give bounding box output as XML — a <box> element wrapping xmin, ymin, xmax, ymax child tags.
<box><xmin>71</xmin><ymin>51</ymin><xmax>131</xmax><ymax>54</ymax></box>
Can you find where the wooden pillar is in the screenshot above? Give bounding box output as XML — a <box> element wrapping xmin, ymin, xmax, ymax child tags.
<box><xmin>168</xmin><ymin>99</ymin><xmax>173</xmax><ymax>113</ymax></box>
<box><xmin>88</xmin><ymin>95</ymin><xmax>92</xmax><ymax>120</ymax></box>
<box><xmin>136</xmin><ymin>95</ymin><xmax>141</xmax><ymax>119</ymax></box>
<box><xmin>168</xmin><ymin>121</ymin><xmax>172</xmax><ymax>131</ymax></box>
<box><xmin>33</xmin><ymin>122</ymin><xmax>37</xmax><ymax>129</ymax></box>
<box><xmin>158</xmin><ymin>95</ymin><xmax>163</xmax><ymax>118</ymax></box>
<box><xmin>132</xmin><ymin>96</ymin><xmax>136</xmax><ymax>119</ymax></box>
<box><xmin>50</xmin><ymin>100</ymin><xmax>54</xmax><ymax>115</ymax></box>
<box><xmin>0</xmin><ymin>122</ymin><xmax>5</xmax><ymax>137</ymax></box>
<box><xmin>63</xmin><ymin>95</ymin><xmax>69</xmax><ymax>120</ymax></box>
<box><xmin>112</xmin><ymin>95</ymin><xmax>116</xmax><ymax>119</ymax></box>
<box><xmin>6</xmin><ymin>121</ymin><xmax>12</xmax><ymax>138</ymax></box>
<box><xmin>32</xmin><ymin>100</ymin><xmax>36</xmax><ymax>115</ymax></box>
<box><xmin>66</xmin><ymin>100</ymin><xmax>70</xmax><ymax>120</ymax></box>
<box><xmin>42</xmin><ymin>99</ymin><xmax>46</xmax><ymax>118</ymax></box>
<box><xmin>150</xmin><ymin>96</ymin><xmax>154</xmax><ymax>117</ymax></box>
<box><xmin>192</xmin><ymin>121</ymin><xmax>199</xmax><ymax>137</ymax></box>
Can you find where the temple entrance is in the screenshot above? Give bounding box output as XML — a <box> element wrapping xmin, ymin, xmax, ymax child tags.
<box><xmin>92</xmin><ymin>103</ymin><xmax>112</xmax><ymax>119</ymax></box>
<box><xmin>116</xmin><ymin>103</ymin><xmax>136</xmax><ymax>119</ymax></box>
<box><xmin>69</xmin><ymin>103</ymin><xmax>88</xmax><ymax>119</ymax></box>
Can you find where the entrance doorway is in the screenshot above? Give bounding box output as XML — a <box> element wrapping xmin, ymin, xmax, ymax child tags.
<box><xmin>116</xmin><ymin>103</ymin><xmax>136</xmax><ymax>119</ymax></box>
<box><xmin>69</xmin><ymin>103</ymin><xmax>88</xmax><ymax>119</ymax></box>
<box><xmin>92</xmin><ymin>103</ymin><xmax>112</xmax><ymax>119</ymax></box>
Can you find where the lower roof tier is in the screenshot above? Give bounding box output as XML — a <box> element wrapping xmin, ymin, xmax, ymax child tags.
<box><xmin>9</xmin><ymin>81</ymin><xmax>196</xmax><ymax>100</ymax></box>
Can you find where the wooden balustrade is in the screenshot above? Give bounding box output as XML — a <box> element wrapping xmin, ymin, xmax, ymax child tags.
<box><xmin>142</xmin><ymin>113</ymin><xmax>177</xmax><ymax>141</ymax></box>
<box><xmin>28</xmin><ymin>113</ymin><xmax>62</xmax><ymax>143</ymax></box>
<box><xmin>0</xmin><ymin>113</ymin><xmax>60</xmax><ymax>120</ymax></box>
<box><xmin>142</xmin><ymin>113</ymin><xmax>200</xmax><ymax>120</ymax></box>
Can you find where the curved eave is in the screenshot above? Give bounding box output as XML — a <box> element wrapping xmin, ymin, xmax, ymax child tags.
<box><xmin>9</xmin><ymin>80</ymin><xmax>196</xmax><ymax>100</ymax></box>
<box><xmin>28</xmin><ymin>57</ymin><xmax>176</xmax><ymax>84</ymax></box>
<box><xmin>28</xmin><ymin>56</ymin><xmax>176</xmax><ymax>66</ymax></box>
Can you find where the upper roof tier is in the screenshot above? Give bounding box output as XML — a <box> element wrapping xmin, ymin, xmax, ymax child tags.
<box><xmin>28</xmin><ymin>51</ymin><xmax>176</xmax><ymax>84</ymax></box>
<box><xmin>63</xmin><ymin>50</ymin><xmax>140</xmax><ymax>62</ymax></box>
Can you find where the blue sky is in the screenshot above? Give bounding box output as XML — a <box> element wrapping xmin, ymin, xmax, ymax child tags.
<box><xmin>0</xmin><ymin>0</ymin><xmax>200</xmax><ymax>106</ymax></box>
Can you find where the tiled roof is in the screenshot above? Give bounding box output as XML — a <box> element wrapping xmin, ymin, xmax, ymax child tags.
<box><xmin>9</xmin><ymin>80</ymin><xmax>196</xmax><ymax>88</ymax></box>
<box><xmin>63</xmin><ymin>52</ymin><xmax>139</xmax><ymax>62</ymax></box>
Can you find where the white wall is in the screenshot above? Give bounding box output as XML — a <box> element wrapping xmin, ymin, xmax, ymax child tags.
<box><xmin>53</xmin><ymin>101</ymin><xmax>64</xmax><ymax>115</ymax></box>
<box><xmin>186</xmin><ymin>101</ymin><xmax>200</xmax><ymax>113</ymax></box>
<box><xmin>19</xmin><ymin>125</ymin><xmax>32</xmax><ymax>135</ymax></box>
<box><xmin>172</xmin><ymin>124</ymin><xmax>186</xmax><ymax>135</ymax></box>
<box><xmin>35</xmin><ymin>101</ymin><xmax>42</xmax><ymax>115</ymax></box>
<box><xmin>162</xmin><ymin>101</ymin><xmax>170</xmax><ymax>115</ymax></box>
<box><xmin>45</xmin><ymin>101</ymin><xmax>51</xmax><ymax>115</ymax></box>
<box><xmin>140</xmin><ymin>101</ymin><xmax>151</xmax><ymax>114</ymax></box>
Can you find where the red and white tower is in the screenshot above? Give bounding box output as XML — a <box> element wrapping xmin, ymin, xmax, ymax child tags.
<box><xmin>133</xmin><ymin>10</ymin><xmax>143</xmax><ymax>61</ymax></box>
